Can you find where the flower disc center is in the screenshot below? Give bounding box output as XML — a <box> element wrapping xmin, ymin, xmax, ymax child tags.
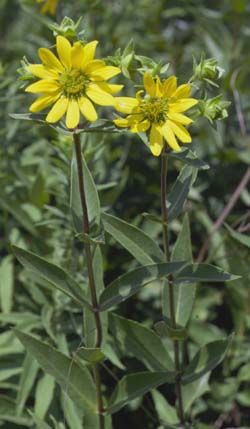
<box><xmin>141</xmin><ymin>97</ymin><xmax>168</xmax><ymax>124</ymax></box>
<box><xmin>60</xmin><ymin>69</ymin><xmax>89</xmax><ymax>98</ymax></box>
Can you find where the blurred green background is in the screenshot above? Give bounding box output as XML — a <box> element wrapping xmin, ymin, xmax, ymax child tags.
<box><xmin>0</xmin><ymin>0</ymin><xmax>250</xmax><ymax>428</ymax></box>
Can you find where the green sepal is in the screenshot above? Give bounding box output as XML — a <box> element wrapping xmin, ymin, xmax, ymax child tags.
<box><xmin>76</xmin><ymin>347</ymin><xmax>105</xmax><ymax>365</ymax></box>
<box><xmin>75</xmin><ymin>231</ymin><xmax>105</xmax><ymax>245</ymax></box>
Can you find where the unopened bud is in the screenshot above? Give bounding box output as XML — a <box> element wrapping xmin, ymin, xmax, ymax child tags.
<box><xmin>199</xmin><ymin>95</ymin><xmax>230</xmax><ymax>123</ymax></box>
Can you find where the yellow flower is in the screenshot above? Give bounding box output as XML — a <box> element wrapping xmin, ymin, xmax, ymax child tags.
<box><xmin>114</xmin><ymin>72</ymin><xmax>198</xmax><ymax>156</ymax></box>
<box><xmin>26</xmin><ymin>36</ymin><xmax>122</xmax><ymax>129</ymax></box>
<box><xmin>36</xmin><ymin>0</ymin><xmax>59</xmax><ymax>15</ymax></box>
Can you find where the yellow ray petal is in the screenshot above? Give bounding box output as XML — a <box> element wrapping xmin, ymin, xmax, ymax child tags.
<box><xmin>168</xmin><ymin>120</ymin><xmax>192</xmax><ymax>143</ymax></box>
<box><xmin>155</xmin><ymin>76</ymin><xmax>163</xmax><ymax>97</ymax></box>
<box><xmin>113</xmin><ymin>118</ymin><xmax>129</xmax><ymax>128</ymax></box>
<box><xmin>104</xmin><ymin>83</ymin><xmax>124</xmax><ymax>94</ymax></box>
<box><xmin>71</xmin><ymin>42</ymin><xmax>85</xmax><ymax>69</ymax></box>
<box><xmin>91</xmin><ymin>66</ymin><xmax>121</xmax><ymax>80</ymax></box>
<box><xmin>82</xmin><ymin>40</ymin><xmax>99</xmax><ymax>66</ymax></box>
<box><xmin>28</xmin><ymin>65</ymin><xmax>59</xmax><ymax>79</ymax></box>
<box><xmin>78</xmin><ymin>97</ymin><xmax>98</xmax><ymax>122</ymax></box>
<box><xmin>86</xmin><ymin>84</ymin><xmax>115</xmax><ymax>106</ymax></box>
<box><xmin>29</xmin><ymin>92</ymin><xmax>60</xmax><ymax>112</ymax></box>
<box><xmin>66</xmin><ymin>99</ymin><xmax>80</xmax><ymax>128</ymax></box>
<box><xmin>93</xmin><ymin>81</ymin><xmax>123</xmax><ymax>94</ymax></box>
<box><xmin>46</xmin><ymin>97</ymin><xmax>69</xmax><ymax>123</ymax></box>
<box><xmin>131</xmin><ymin>119</ymin><xmax>150</xmax><ymax>133</ymax></box>
<box><xmin>161</xmin><ymin>122</ymin><xmax>181</xmax><ymax>151</ymax></box>
<box><xmin>38</xmin><ymin>48</ymin><xmax>64</xmax><ymax>72</ymax></box>
<box><xmin>56</xmin><ymin>36</ymin><xmax>72</xmax><ymax>69</ymax></box>
<box><xmin>83</xmin><ymin>59</ymin><xmax>106</xmax><ymax>74</ymax></box>
<box><xmin>170</xmin><ymin>98</ymin><xmax>198</xmax><ymax>112</ymax></box>
<box><xmin>143</xmin><ymin>72</ymin><xmax>156</xmax><ymax>97</ymax></box>
<box><xmin>115</xmin><ymin>97</ymin><xmax>139</xmax><ymax>113</ymax></box>
<box><xmin>172</xmin><ymin>84</ymin><xmax>191</xmax><ymax>99</ymax></box>
<box><xmin>163</xmin><ymin>76</ymin><xmax>177</xmax><ymax>97</ymax></box>
<box><xmin>167</xmin><ymin>111</ymin><xmax>193</xmax><ymax>125</ymax></box>
<box><xmin>25</xmin><ymin>79</ymin><xmax>60</xmax><ymax>93</ymax></box>
<box><xmin>150</xmin><ymin>124</ymin><xmax>163</xmax><ymax>156</ymax></box>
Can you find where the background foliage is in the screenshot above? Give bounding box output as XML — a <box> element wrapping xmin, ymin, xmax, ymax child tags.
<box><xmin>0</xmin><ymin>0</ymin><xmax>250</xmax><ymax>428</ymax></box>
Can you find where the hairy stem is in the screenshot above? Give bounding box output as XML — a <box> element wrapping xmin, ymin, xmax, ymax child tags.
<box><xmin>73</xmin><ymin>133</ymin><xmax>105</xmax><ymax>429</ymax></box>
<box><xmin>161</xmin><ymin>147</ymin><xmax>185</xmax><ymax>425</ymax></box>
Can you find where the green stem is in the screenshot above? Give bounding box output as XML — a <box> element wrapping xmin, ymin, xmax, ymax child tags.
<box><xmin>73</xmin><ymin>133</ymin><xmax>105</xmax><ymax>429</ymax></box>
<box><xmin>161</xmin><ymin>147</ymin><xmax>185</xmax><ymax>425</ymax></box>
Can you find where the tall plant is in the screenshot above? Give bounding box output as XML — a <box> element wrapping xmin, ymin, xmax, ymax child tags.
<box><xmin>12</xmin><ymin>21</ymin><xmax>236</xmax><ymax>429</ymax></box>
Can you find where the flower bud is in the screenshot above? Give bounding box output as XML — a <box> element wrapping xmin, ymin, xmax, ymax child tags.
<box><xmin>193</xmin><ymin>56</ymin><xmax>224</xmax><ymax>87</ymax></box>
<box><xmin>50</xmin><ymin>17</ymin><xmax>83</xmax><ymax>39</ymax></box>
<box><xmin>198</xmin><ymin>95</ymin><xmax>230</xmax><ymax>123</ymax></box>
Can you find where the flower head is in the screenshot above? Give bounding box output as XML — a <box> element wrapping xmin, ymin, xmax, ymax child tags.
<box><xmin>36</xmin><ymin>0</ymin><xmax>59</xmax><ymax>15</ymax></box>
<box><xmin>25</xmin><ymin>36</ymin><xmax>122</xmax><ymax>129</ymax></box>
<box><xmin>114</xmin><ymin>72</ymin><xmax>198</xmax><ymax>156</ymax></box>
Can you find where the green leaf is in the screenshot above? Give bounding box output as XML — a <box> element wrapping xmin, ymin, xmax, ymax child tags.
<box><xmin>15</xmin><ymin>330</ymin><xmax>97</xmax><ymax>413</ymax></box>
<box><xmin>109</xmin><ymin>314</ymin><xmax>174</xmax><ymax>371</ymax></box>
<box><xmin>84</xmin><ymin>246</ymin><xmax>108</xmax><ymax>347</ymax></box>
<box><xmin>17</xmin><ymin>353</ymin><xmax>39</xmax><ymax>415</ymax></box>
<box><xmin>224</xmin><ymin>223</ymin><xmax>250</xmax><ymax>249</ymax></box>
<box><xmin>0</xmin><ymin>395</ymin><xmax>32</xmax><ymax>426</ymax></box>
<box><xmin>0</xmin><ymin>197</ymin><xmax>38</xmax><ymax>236</ymax></box>
<box><xmin>163</xmin><ymin>214</ymin><xmax>196</xmax><ymax>327</ymax></box>
<box><xmin>12</xmin><ymin>246</ymin><xmax>90</xmax><ymax>308</ymax></box>
<box><xmin>70</xmin><ymin>149</ymin><xmax>100</xmax><ymax>233</ymax></box>
<box><xmin>0</xmin><ymin>255</ymin><xmax>14</xmax><ymax>313</ymax></box>
<box><xmin>164</xmin><ymin>214</ymin><xmax>195</xmax><ymax>327</ymax></box>
<box><xmin>238</xmin><ymin>363</ymin><xmax>250</xmax><ymax>382</ymax></box>
<box><xmin>60</xmin><ymin>394</ymin><xmax>83</xmax><ymax>429</ymax></box>
<box><xmin>182</xmin><ymin>337</ymin><xmax>230</xmax><ymax>384</ymax></box>
<box><xmin>151</xmin><ymin>390</ymin><xmax>178</xmax><ymax>425</ymax></box>
<box><xmin>99</xmin><ymin>262</ymin><xmax>186</xmax><ymax>311</ymax></box>
<box><xmin>34</xmin><ymin>373</ymin><xmax>55</xmax><ymax>419</ymax></box>
<box><xmin>102</xmin><ymin>212</ymin><xmax>164</xmax><ymax>264</ymax></box>
<box><xmin>31</xmin><ymin>416</ymin><xmax>52</xmax><ymax>429</ymax></box>
<box><xmin>174</xmin><ymin>263</ymin><xmax>240</xmax><ymax>283</ymax></box>
<box><xmin>182</xmin><ymin>373</ymin><xmax>210</xmax><ymax>412</ymax></box>
<box><xmin>9</xmin><ymin>112</ymin><xmax>47</xmax><ymax>123</ymax></box>
<box><xmin>107</xmin><ymin>371</ymin><xmax>175</xmax><ymax>414</ymax></box>
<box><xmin>167</xmin><ymin>165</ymin><xmax>197</xmax><ymax>221</ymax></box>
<box><xmin>169</xmin><ymin>148</ymin><xmax>210</xmax><ymax>170</ymax></box>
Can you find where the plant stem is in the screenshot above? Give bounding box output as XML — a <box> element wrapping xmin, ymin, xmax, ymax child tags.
<box><xmin>73</xmin><ymin>133</ymin><xmax>105</xmax><ymax>429</ymax></box>
<box><xmin>160</xmin><ymin>147</ymin><xmax>185</xmax><ymax>425</ymax></box>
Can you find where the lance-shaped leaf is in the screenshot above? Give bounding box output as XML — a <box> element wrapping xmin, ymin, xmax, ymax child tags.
<box><xmin>110</xmin><ymin>314</ymin><xmax>174</xmax><ymax>371</ymax></box>
<box><xmin>9</xmin><ymin>112</ymin><xmax>47</xmax><ymax>123</ymax></box>
<box><xmin>70</xmin><ymin>149</ymin><xmax>100</xmax><ymax>233</ymax></box>
<box><xmin>102</xmin><ymin>213</ymin><xmax>164</xmax><ymax>265</ymax></box>
<box><xmin>151</xmin><ymin>390</ymin><xmax>178</xmax><ymax>425</ymax></box>
<box><xmin>164</xmin><ymin>214</ymin><xmax>196</xmax><ymax>327</ymax></box>
<box><xmin>107</xmin><ymin>371</ymin><xmax>175</xmax><ymax>414</ymax></box>
<box><xmin>15</xmin><ymin>330</ymin><xmax>97</xmax><ymax>413</ymax></box>
<box><xmin>174</xmin><ymin>263</ymin><xmax>240</xmax><ymax>284</ymax></box>
<box><xmin>182</xmin><ymin>337</ymin><xmax>230</xmax><ymax>384</ymax></box>
<box><xmin>0</xmin><ymin>197</ymin><xmax>38</xmax><ymax>236</ymax></box>
<box><xmin>84</xmin><ymin>245</ymin><xmax>108</xmax><ymax>347</ymax></box>
<box><xmin>12</xmin><ymin>246</ymin><xmax>90</xmax><ymax>308</ymax></box>
<box><xmin>169</xmin><ymin>148</ymin><xmax>209</xmax><ymax>170</ymax></box>
<box><xmin>99</xmin><ymin>262</ymin><xmax>186</xmax><ymax>312</ymax></box>
<box><xmin>167</xmin><ymin>165</ymin><xmax>197</xmax><ymax>221</ymax></box>
<box><xmin>182</xmin><ymin>373</ymin><xmax>210</xmax><ymax>412</ymax></box>
<box><xmin>224</xmin><ymin>223</ymin><xmax>250</xmax><ymax>249</ymax></box>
